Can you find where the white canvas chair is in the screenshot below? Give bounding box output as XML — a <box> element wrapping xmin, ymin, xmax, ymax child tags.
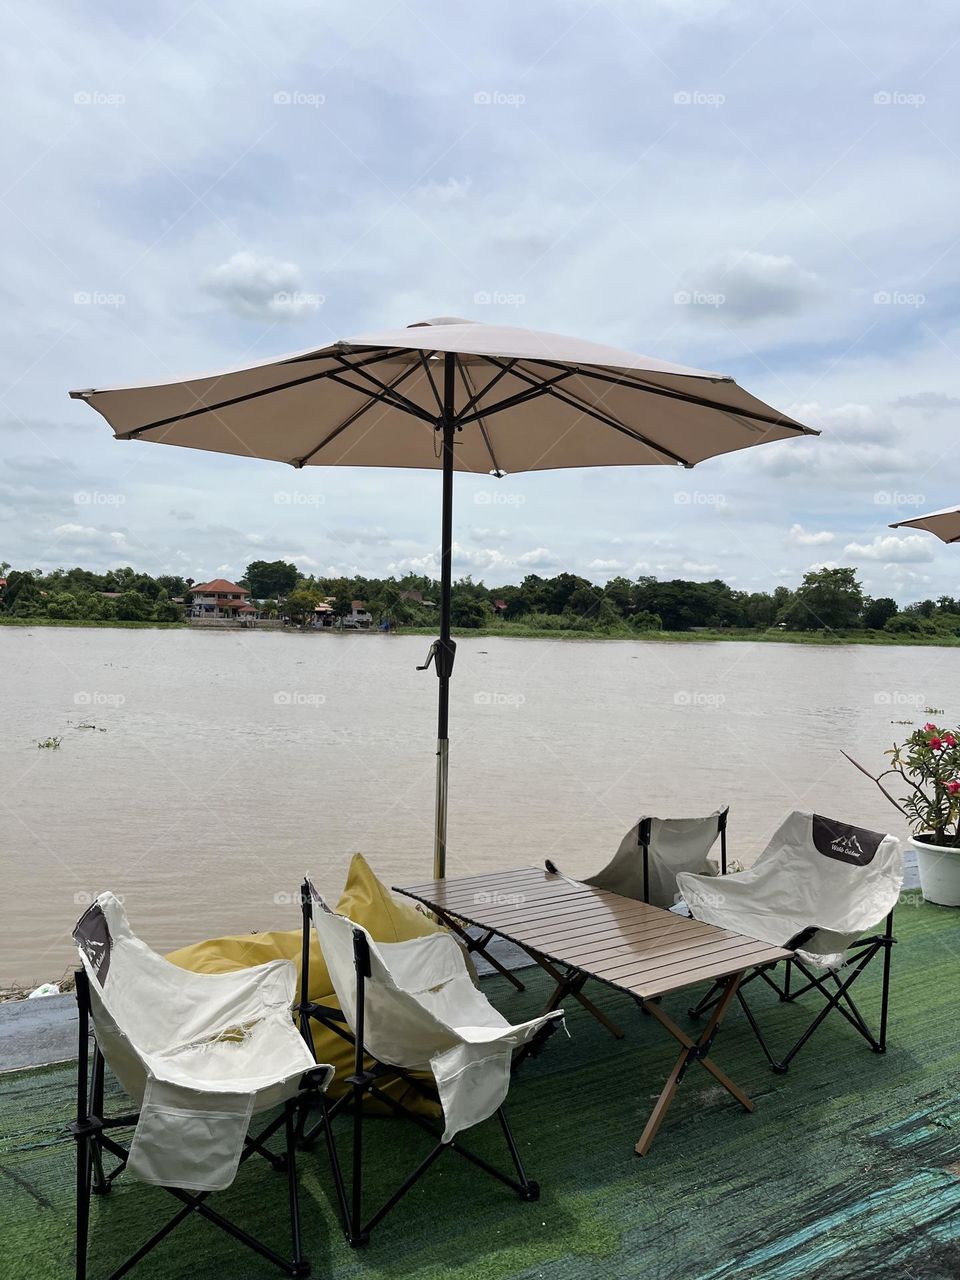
<box><xmin>299</xmin><ymin>878</ymin><xmax>565</xmax><ymax>1246</ymax></box>
<box><xmin>679</xmin><ymin>811</ymin><xmax>902</xmax><ymax>1072</ymax></box>
<box><xmin>542</xmin><ymin>807</ymin><xmax>729</xmax><ymax>1037</ymax></box>
<box><xmin>70</xmin><ymin>893</ymin><xmax>335</xmax><ymax>1280</ymax></box>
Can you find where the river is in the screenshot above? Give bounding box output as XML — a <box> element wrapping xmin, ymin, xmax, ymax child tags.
<box><xmin>1</xmin><ymin>626</ymin><xmax>949</xmax><ymax>985</ymax></box>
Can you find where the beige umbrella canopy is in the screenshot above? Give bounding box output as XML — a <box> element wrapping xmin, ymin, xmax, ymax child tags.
<box><xmin>71</xmin><ymin>316</ymin><xmax>819</xmax><ymax>876</ymax></box>
<box><xmin>890</xmin><ymin>505</ymin><xmax>960</xmax><ymax>544</ymax></box>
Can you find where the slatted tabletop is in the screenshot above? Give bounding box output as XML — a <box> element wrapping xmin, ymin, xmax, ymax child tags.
<box><xmin>397</xmin><ymin>866</ymin><xmax>791</xmax><ymax>1000</ymax></box>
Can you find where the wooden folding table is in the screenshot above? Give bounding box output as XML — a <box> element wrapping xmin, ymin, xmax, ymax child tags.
<box><xmin>396</xmin><ymin>866</ymin><xmax>792</xmax><ymax>1156</ymax></box>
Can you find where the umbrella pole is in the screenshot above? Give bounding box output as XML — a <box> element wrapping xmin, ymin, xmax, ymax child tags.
<box><xmin>433</xmin><ymin>353</ymin><xmax>457</xmax><ymax>879</ymax></box>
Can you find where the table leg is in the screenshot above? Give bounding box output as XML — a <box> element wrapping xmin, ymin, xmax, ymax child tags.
<box><xmin>635</xmin><ymin>972</ymin><xmax>752</xmax><ymax>1157</ymax></box>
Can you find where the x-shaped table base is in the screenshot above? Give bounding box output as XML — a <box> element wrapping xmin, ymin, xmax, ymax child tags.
<box><xmin>635</xmin><ymin>972</ymin><xmax>753</xmax><ymax>1156</ymax></box>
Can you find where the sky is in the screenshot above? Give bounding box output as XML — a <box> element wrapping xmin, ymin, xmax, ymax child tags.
<box><xmin>3</xmin><ymin>0</ymin><xmax>960</xmax><ymax>604</ymax></box>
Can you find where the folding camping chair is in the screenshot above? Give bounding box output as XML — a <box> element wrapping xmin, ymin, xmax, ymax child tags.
<box><xmin>542</xmin><ymin>806</ymin><xmax>729</xmax><ymax>1037</ymax></box>
<box><xmin>680</xmin><ymin>811</ymin><xmax>902</xmax><ymax>1072</ymax></box>
<box><xmin>297</xmin><ymin>878</ymin><xmax>565</xmax><ymax>1246</ymax></box>
<box><xmin>70</xmin><ymin>893</ymin><xmax>336</xmax><ymax>1280</ymax></box>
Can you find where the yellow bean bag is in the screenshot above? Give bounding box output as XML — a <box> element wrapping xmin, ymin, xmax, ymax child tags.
<box><xmin>166</xmin><ymin>854</ymin><xmax>449</xmax><ymax>1112</ymax></box>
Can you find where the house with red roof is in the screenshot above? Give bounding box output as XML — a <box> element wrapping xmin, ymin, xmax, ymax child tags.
<box><xmin>187</xmin><ymin>578</ymin><xmax>256</xmax><ymax>620</ymax></box>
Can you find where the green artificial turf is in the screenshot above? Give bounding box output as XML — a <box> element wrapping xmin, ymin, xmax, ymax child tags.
<box><xmin>2</xmin><ymin>900</ymin><xmax>959</xmax><ymax>1279</ymax></box>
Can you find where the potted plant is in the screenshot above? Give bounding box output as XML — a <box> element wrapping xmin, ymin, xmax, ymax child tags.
<box><xmin>845</xmin><ymin>721</ymin><xmax>960</xmax><ymax>906</ymax></box>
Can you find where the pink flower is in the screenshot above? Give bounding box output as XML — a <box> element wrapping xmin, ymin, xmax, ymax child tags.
<box><xmin>947</xmin><ymin>781</ymin><xmax>960</xmax><ymax>796</ymax></box>
<box><xmin>944</xmin><ymin>733</ymin><xmax>957</xmax><ymax>748</ymax></box>
<box><xmin>929</xmin><ymin>736</ymin><xmax>944</xmax><ymax>750</ymax></box>
<box><xmin>924</xmin><ymin>722</ymin><xmax>939</xmax><ymax>732</ymax></box>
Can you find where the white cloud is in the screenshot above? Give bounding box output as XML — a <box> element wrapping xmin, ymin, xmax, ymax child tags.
<box><xmin>787</xmin><ymin>523</ymin><xmax>834</xmax><ymax>546</ymax></box>
<box><xmin>54</xmin><ymin>523</ymin><xmax>98</xmax><ymax>537</ymax></box>
<box><xmin>516</xmin><ymin>548</ymin><xmax>557</xmax><ymax>567</ymax></box>
<box><xmin>842</xmin><ymin>534</ymin><xmax>935</xmax><ymax>563</ymax></box>
<box><xmin>681</xmin><ymin>250</ymin><xmax>819</xmax><ymax>322</ymax></box>
<box><xmin>201</xmin><ymin>251</ymin><xmax>317</xmax><ymax>319</ymax></box>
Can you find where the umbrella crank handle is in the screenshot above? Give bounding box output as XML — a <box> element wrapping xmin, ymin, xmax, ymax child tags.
<box><xmin>416</xmin><ymin>639</ymin><xmax>457</xmax><ymax>677</ymax></box>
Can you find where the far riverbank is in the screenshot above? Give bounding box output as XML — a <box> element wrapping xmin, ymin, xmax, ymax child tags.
<box><xmin>3</xmin><ymin>617</ymin><xmax>960</xmax><ymax>646</ymax></box>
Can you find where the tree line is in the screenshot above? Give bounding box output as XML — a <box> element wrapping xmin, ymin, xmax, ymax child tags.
<box><xmin>2</xmin><ymin>558</ymin><xmax>953</xmax><ymax>637</ymax></box>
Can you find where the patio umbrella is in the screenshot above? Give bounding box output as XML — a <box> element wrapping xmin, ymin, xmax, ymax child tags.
<box><xmin>890</xmin><ymin>505</ymin><xmax>960</xmax><ymax>543</ymax></box>
<box><xmin>70</xmin><ymin>316</ymin><xmax>818</xmax><ymax>877</ymax></box>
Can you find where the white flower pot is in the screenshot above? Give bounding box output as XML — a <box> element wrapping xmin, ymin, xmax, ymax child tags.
<box><xmin>911</xmin><ymin>836</ymin><xmax>960</xmax><ymax>906</ymax></box>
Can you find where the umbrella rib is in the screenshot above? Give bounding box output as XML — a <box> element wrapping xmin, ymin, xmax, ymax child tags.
<box><xmin>454</xmin><ymin>359</ymin><xmax>503</xmax><ymax>477</ymax></box>
<box><xmin>101</xmin><ymin>350</ymin><xmax>404</xmax><ymax>438</ymax></box>
<box><xmin>292</xmin><ymin>360</ymin><xmax>426</xmax><ymax>466</ymax></box>
<box><xmin>324</xmin><ymin>371</ymin><xmax>435</xmax><ymax>426</ymax></box>
<box><xmin>330</xmin><ymin>355</ymin><xmax>436</xmax><ymax>424</ymax></box>
<box><xmin>417</xmin><ymin>351</ymin><xmax>444</xmax><ymax>416</ymax></box>
<box><xmin>456</xmin><ymin>370</ymin><xmax>576</xmax><ymax>425</ymax></box>
<box><xmin>484</xmin><ymin>356</ymin><xmax>693</xmax><ymax>467</ymax></box>
<box><xmin>520</xmin><ymin>357</ymin><xmax>815</xmax><ymax>434</ymax></box>
<box><xmin>457</xmin><ymin>360</ymin><xmax>517</xmax><ymax>420</ymax></box>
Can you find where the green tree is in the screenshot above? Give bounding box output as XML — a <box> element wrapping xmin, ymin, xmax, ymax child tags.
<box><xmin>451</xmin><ymin>593</ymin><xmax>490</xmax><ymax>628</ymax></box>
<box><xmin>285</xmin><ymin>586</ymin><xmax>321</xmax><ymax>624</ymax></box>
<box><xmin>778</xmin><ymin>567</ymin><xmax>863</xmax><ymax>631</ymax></box>
<box><xmin>46</xmin><ymin>591</ymin><xmax>80</xmax><ymax>620</ymax></box>
<box><xmin>244</xmin><ymin>559</ymin><xmax>299</xmax><ymax>599</ymax></box>
<box><xmin>115</xmin><ymin>590</ymin><xmax>150</xmax><ymax>621</ymax></box>
<box><xmin>862</xmin><ymin>597</ymin><xmax>898</xmax><ymax>630</ymax></box>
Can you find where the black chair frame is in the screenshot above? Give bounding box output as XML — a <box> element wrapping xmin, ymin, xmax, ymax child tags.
<box><xmin>68</xmin><ymin>966</ymin><xmax>332</xmax><ymax>1280</ymax></box>
<box><xmin>296</xmin><ymin>880</ymin><xmax>561</xmax><ymax>1246</ymax></box>
<box><xmin>688</xmin><ymin>909</ymin><xmax>896</xmax><ymax>1072</ymax></box>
